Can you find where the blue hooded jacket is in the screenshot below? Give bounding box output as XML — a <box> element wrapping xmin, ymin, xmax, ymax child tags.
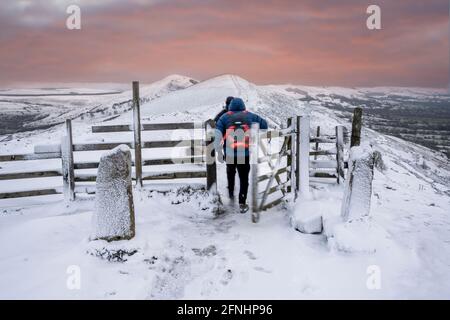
<box><xmin>215</xmin><ymin>98</ymin><xmax>268</xmax><ymax>158</ymax></box>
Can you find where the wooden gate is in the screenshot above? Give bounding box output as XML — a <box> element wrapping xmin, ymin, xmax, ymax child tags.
<box><xmin>250</xmin><ymin>116</ymin><xmax>310</xmax><ymax>223</ymax></box>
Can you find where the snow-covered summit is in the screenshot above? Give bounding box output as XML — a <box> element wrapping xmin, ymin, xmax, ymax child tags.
<box><xmin>139</xmin><ymin>74</ymin><xmax>257</xmax><ymax>117</ymax></box>
<box><xmin>141</xmin><ymin>74</ymin><xmax>199</xmax><ymax>96</ymax></box>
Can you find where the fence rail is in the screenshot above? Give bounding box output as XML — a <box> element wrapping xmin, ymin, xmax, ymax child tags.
<box><xmin>0</xmin><ymin>153</ymin><xmax>61</xmax><ymax>161</ymax></box>
<box><xmin>91</xmin><ymin>122</ymin><xmax>198</xmax><ymax>133</ymax></box>
<box><xmin>0</xmin><ymin>188</ymin><xmax>62</xmax><ymax>200</ymax></box>
<box><xmin>0</xmin><ymin>170</ymin><xmax>61</xmax><ymax>180</ymax></box>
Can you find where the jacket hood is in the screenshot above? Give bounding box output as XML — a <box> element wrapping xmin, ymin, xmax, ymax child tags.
<box><xmin>229</xmin><ymin>98</ymin><xmax>246</xmax><ymax>112</ymax></box>
<box><xmin>225</xmin><ymin>96</ymin><xmax>234</xmax><ymax>109</ymax></box>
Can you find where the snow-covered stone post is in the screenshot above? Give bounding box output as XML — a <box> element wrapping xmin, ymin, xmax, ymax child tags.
<box><xmin>335</xmin><ymin>125</ymin><xmax>345</xmax><ymax>184</ymax></box>
<box><xmin>250</xmin><ymin>122</ymin><xmax>260</xmax><ymax>223</ymax></box>
<box><xmin>92</xmin><ymin>145</ymin><xmax>136</xmax><ymax>241</ymax></box>
<box><xmin>341</xmin><ymin>144</ymin><xmax>375</xmax><ymax>221</ymax></box>
<box><xmin>204</xmin><ymin>119</ymin><xmax>217</xmax><ymax>192</ymax></box>
<box><xmin>132</xmin><ymin>81</ymin><xmax>143</xmax><ymax>188</ymax></box>
<box><xmin>61</xmin><ymin>119</ymin><xmax>75</xmax><ymax>202</ymax></box>
<box><xmin>297</xmin><ymin>116</ymin><xmax>310</xmax><ymax>197</ymax></box>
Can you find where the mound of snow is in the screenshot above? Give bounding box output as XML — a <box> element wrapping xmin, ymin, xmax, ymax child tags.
<box><xmin>328</xmin><ymin>217</ymin><xmax>391</xmax><ymax>254</ymax></box>
<box><xmin>292</xmin><ymin>210</ymin><xmax>323</xmax><ymax>234</ymax></box>
<box><xmin>291</xmin><ymin>192</ymin><xmax>340</xmax><ymax>234</ymax></box>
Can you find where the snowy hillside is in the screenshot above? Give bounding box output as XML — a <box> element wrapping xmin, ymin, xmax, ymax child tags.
<box><xmin>0</xmin><ymin>75</ymin><xmax>198</xmax><ymax>135</ymax></box>
<box><xmin>0</xmin><ymin>75</ymin><xmax>449</xmax><ymax>299</ymax></box>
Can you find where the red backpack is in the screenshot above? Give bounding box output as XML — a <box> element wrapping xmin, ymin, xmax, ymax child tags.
<box><xmin>223</xmin><ymin>111</ymin><xmax>251</xmax><ymax>151</ymax></box>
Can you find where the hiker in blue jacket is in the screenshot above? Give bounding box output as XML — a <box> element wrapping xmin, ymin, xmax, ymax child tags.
<box><xmin>215</xmin><ymin>98</ymin><xmax>268</xmax><ymax>213</ymax></box>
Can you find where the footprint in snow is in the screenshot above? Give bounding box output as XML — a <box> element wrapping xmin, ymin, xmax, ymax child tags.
<box><xmin>243</xmin><ymin>250</ymin><xmax>257</xmax><ymax>260</ymax></box>
<box><xmin>253</xmin><ymin>266</ymin><xmax>272</xmax><ymax>273</ymax></box>
<box><xmin>220</xmin><ymin>269</ymin><xmax>233</xmax><ymax>286</ymax></box>
<box><xmin>214</xmin><ymin>220</ymin><xmax>237</xmax><ymax>233</ymax></box>
<box><xmin>192</xmin><ymin>245</ymin><xmax>217</xmax><ymax>257</ymax></box>
<box><xmin>149</xmin><ymin>255</ymin><xmax>191</xmax><ymax>299</ymax></box>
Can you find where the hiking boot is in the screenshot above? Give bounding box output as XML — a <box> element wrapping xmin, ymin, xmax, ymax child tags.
<box><xmin>239</xmin><ymin>204</ymin><xmax>249</xmax><ymax>213</ymax></box>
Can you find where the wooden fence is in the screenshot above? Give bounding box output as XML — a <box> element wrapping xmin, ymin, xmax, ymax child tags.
<box><xmin>309</xmin><ymin>125</ymin><xmax>349</xmax><ymax>183</ymax></box>
<box><xmin>0</xmin><ymin>119</ymin><xmax>209</xmax><ymax>200</ymax></box>
<box><xmin>309</xmin><ymin>107</ymin><xmax>362</xmax><ymax>183</ymax></box>
<box><xmin>0</xmin><ymin>81</ymin><xmax>212</xmax><ymax>201</ymax></box>
<box><xmin>0</xmin><ymin>79</ymin><xmax>363</xmax><ymax>211</ymax></box>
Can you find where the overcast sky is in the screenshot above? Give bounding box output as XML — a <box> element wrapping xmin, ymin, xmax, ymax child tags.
<box><xmin>0</xmin><ymin>0</ymin><xmax>448</xmax><ymax>87</ymax></box>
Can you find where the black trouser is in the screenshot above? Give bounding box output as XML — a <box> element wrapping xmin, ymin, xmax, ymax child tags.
<box><xmin>226</xmin><ymin>156</ymin><xmax>250</xmax><ymax>205</ymax></box>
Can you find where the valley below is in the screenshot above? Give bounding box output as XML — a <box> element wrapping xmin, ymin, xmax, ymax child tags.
<box><xmin>290</xmin><ymin>87</ymin><xmax>450</xmax><ymax>158</ymax></box>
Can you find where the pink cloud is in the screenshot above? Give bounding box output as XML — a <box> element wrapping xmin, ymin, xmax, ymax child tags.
<box><xmin>0</xmin><ymin>0</ymin><xmax>447</xmax><ymax>87</ymax></box>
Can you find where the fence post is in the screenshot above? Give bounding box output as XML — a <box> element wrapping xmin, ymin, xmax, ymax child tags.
<box><xmin>251</xmin><ymin>123</ymin><xmax>260</xmax><ymax>223</ymax></box>
<box><xmin>194</xmin><ymin>121</ymin><xmax>203</xmax><ymax>164</ymax></box>
<box><xmin>61</xmin><ymin>119</ymin><xmax>75</xmax><ymax>202</ymax></box>
<box><xmin>298</xmin><ymin>116</ymin><xmax>310</xmax><ymax>196</ymax></box>
<box><xmin>290</xmin><ymin>118</ymin><xmax>297</xmax><ymax>195</ymax></box>
<box><xmin>350</xmin><ymin>107</ymin><xmax>362</xmax><ymax>147</ymax></box>
<box><xmin>191</xmin><ymin>123</ymin><xmax>196</xmax><ymax>164</ymax></box>
<box><xmin>314</xmin><ymin>126</ymin><xmax>320</xmax><ymax>160</ymax></box>
<box><xmin>132</xmin><ymin>81</ymin><xmax>143</xmax><ymax>188</ymax></box>
<box><xmin>286</xmin><ymin>117</ymin><xmax>293</xmax><ymax>193</ymax></box>
<box><xmin>295</xmin><ymin>116</ymin><xmax>301</xmax><ymax>195</ymax></box>
<box><xmin>204</xmin><ymin>120</ymin><xmax>217</xmax><ymax>191</ymax></box>
<box><xmin>336</xmin><ymin>125</ymin><xmax>345</xmax><ymax>184</ymax></box>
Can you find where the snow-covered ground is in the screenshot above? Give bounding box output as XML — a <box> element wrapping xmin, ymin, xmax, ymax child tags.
<box><xmin>0</xmin><ymin>75</ymin><xmax>449</xmax><ymax>299</ymax></box>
